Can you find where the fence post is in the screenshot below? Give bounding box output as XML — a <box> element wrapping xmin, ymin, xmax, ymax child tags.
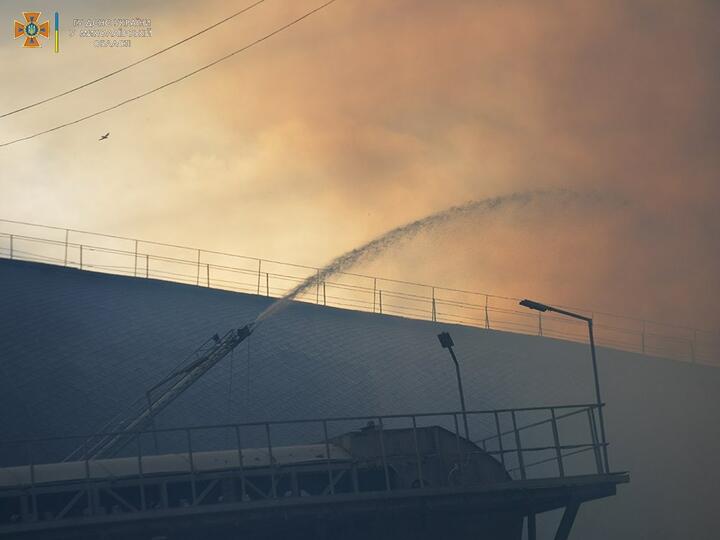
<box><xmin>256</xmin><ymin>260</ymin><xmax>262</xmax><ymax>295</ymax></box>
<box><xmin>234</xmin><ymin>425</ymin><xmax>247</xmax><ymax>501</ymax></box>
<box><xmin>316</xmin><ymin>270</ymin><xmax>320</xmax><ymax>304</ymax></box>
<box><xmin>493</xmin><ymin>411</ymin><xmax>505</xmax><ymax>468</ymax></box>
<box><xmin>206</xmin><ymin>264</ymin><xmax>210</xmax><ymax>287</ymax></box>
<box><xmin>538</xmin><ymin>312</ymin><xmax>543</xmax><ymax>336</ymax></box>
<box><xmin>82</xmin><ymin>439</ymin><xmax>94</xmax><ymax>515</ymax></box>
<box><xmin>196</xmin><ymin>249</ymin><xmax>201</xmax><ymax>286</ymax></box>
<box><xmin>511</xmin><ymin>411</ymin><xmax>526</xmax><ymax>480</ymax></box>
<box><xmin>266</xmin><ymin>273</ymin><xmax>270</xmax><ymax>297</ymax></box>
<box><xmin>27</xmin><ymin>442</ymin><xmax>38</xmax><ymax>521</ymax></box>
<box><xmin>485</xmin><ymin>295</ymin><xmax>490</xmax><ymax>329</ymax></box>
<box><xmin>377</xmin><ymin>417</ymin><xmax>391</xmax><ymax>492</ymax></box>
<box><xmin>379</xmin><ymin>290</ymin><xmax>383</xmax><ymax>314</ymax></box>
<box><xmin>265</xmin><ymin>423</ymin><xmax>276</xmax><ymax>498</ymax></box>
<box><xmin>452</xmin><ymin>414</ymin><xmax>465</xmax><ymax>478</ymax></box>
<box><xmin>323</xmin><ymin>420</ymin><xmax>334</xmax><ymax>495</ymax></box>
<box><xmin>79</xmin><ymin>244</ymin><xmax>83</xmax><ymax>270</ymax></box>
<box><xmin>145</xmin><ymin>254</ymin><xmax>149</xmax><ymax>278</ymax></box>
<box><xmin>373</xmin><ymin>278</ymin><xmax>377</xmax><ymax>313</ymax></box>
<box><xmin>64</xmin><ymin>230</ymin><xmax>69</xmax><ymax>266</ymax></box>
<box><xmin>431</xmin><ymin>287</ymin><xmax>437</xmax><ymax>322</ymax></box>
<box><xmin>587</xmin><ymin>408</ymin><xmax>603</xmax><ymax>474</ymax></box>
<box><xmin>186</xmin><ymin>429</ymin><xmax>197</xmax><ymax>504</ymax></box>
<box><xmin>411</xmin><ymin>416</ymin><xmax>425</xmax><ymax>488</ymax></box>
<box><xmin>136</xmin><ymin>436</ymin><xmax>146</xmax><ymax>511</ymax></box>
<box><xmin>550</xmin><ymin>408</ymin><xmax>564</xmax><ymax>478</ymax></box>
<box><xmin>8</xmin><ymin>234</ymin><xmax>13</xmax><ymax>259</ymax></box>
<box><xmin>133</xmin><ymin>239</ymin><xmax>138</xmax><ymax>276</ymax></box>
<box><xmin>323</xmin><ymin>282</ymin><xmax>327</xmax><ymax>306</ymax></box>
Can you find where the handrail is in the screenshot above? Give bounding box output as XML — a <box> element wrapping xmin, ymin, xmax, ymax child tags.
<box><xmin>0</xmin><ymin>403</ymin><xmax>612</xmax><ymax>503</ymax></box>
<box><xmin>0</xmin><ymin>404</ymin><xmax>619</xmax><ymax>530</ymax></box>
<box><xmin>0</xmin><ymin>222</ymin><xmax>717</xmax><ymax>366</ymax></box>
<box><xmin>1</xmin><ymin>404</ymin><xmax>603</xmax><ymax>446</ymax></box>
<box><xmin>477</xmin><ymin>405</ymin><xmax>592</xmax><ymax>445</ymax></box>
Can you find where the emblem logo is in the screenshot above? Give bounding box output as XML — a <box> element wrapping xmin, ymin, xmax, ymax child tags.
<box><xmin>14</xmin><ymin>12</ymin><xmax>50</xmax><ymax>48</ymax></box>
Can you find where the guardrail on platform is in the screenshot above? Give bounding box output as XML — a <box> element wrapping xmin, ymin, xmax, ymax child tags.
<box><xmin>0</xmin><ymin>219</ymin><xmax>717</xmax><ymax>365</ymax></box>
<box><xmin>0</xmin><ymin>404</ymin><xmax>608</xmax><ymax>518</ymax></box>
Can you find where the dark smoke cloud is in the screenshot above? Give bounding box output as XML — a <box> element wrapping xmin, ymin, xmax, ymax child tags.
<box><xmin>1</xmin><ymin>0</ymin><xmax>717</xmax><ymax>330</ymax></box>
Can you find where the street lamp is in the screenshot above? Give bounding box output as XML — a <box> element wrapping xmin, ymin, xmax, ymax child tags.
<box><xmin>519</xmin><ymin>299</ymin><xmax>610</xmax><ymax>474</ymax></box>
<box><xmin>437</xmin><ymin>331</ymin><xmax>470</xmax><ymax>440</ymax></box>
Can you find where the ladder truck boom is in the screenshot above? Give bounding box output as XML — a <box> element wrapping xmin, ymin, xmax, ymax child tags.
<box><xmin>69</xmin><ymin>324</ymin><xmax>254</xmax><ymax>461</ymax></box>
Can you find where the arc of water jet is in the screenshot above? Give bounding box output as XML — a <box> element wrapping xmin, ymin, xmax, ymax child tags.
<box><xmin>253</xmin><ymin>188</ymin><xmax>605</xmax><ymax>326</ymax></box>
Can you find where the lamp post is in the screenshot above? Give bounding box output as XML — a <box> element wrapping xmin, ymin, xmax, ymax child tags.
<box><xmin>437</xmin><ymin>331</ymin><xmax>470</xmax><ymax>440</ymax></box>
<box><xmin>519</xmin><ymin>299</ymin><xmax>609</xmax><ymax>474</ymax></box>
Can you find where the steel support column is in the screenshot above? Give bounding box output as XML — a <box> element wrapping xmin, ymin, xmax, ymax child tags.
<box><xmin>554</xmin><ymin>502</ymin><xmax>580</xmax><ymax>540</ymax></box>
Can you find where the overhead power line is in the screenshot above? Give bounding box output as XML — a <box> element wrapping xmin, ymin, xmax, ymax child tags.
<box><xmin>0</xmin><ymin>0</ymin><xmax>338</xmax><ymax>149</ymax></box>
<box><xmin>0</xmin><ymin>0</ymin><xmax>266</xmax><ymax>119</ymax></box>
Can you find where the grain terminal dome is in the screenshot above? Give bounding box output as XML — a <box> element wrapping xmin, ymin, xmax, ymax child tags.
<box><xmin>0</xmin><ymin>258</ymin><xmax>718</xmax><ymax>539</ymax></box>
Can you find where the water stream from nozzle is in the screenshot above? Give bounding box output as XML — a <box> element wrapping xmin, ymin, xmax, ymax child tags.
<box><xmin>253</xmin><ymin>188</ymin><xmax>606</xmax><ymax>326</ymax></box>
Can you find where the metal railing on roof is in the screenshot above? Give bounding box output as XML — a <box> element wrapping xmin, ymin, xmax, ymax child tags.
<box><xmin>0</xmin><ymin>218</ymin><xmax>717</xmax><ymax>365</ymax></box>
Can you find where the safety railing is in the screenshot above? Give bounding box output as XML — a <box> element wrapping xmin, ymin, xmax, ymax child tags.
<box><xmin>0</xmin><ymin>218</ymin><xmax>717</xmax><ymax>365</ymax></box>
<box><xmin>0</xmin><ymin>404</ymin><xmax>608</xmax><ymax>527</ymax></box>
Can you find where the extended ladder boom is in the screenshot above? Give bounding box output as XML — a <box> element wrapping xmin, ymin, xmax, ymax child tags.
<box><xmin>73</xmin><ymin>324</ymin><xmax>254</xmax><ymax>461</ymax></box>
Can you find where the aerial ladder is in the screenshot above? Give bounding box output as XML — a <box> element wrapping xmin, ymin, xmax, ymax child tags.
<box><xmin>66</xmin><ymin>324</ymin><xmax>254</xmax><ymax>461</ymax></box>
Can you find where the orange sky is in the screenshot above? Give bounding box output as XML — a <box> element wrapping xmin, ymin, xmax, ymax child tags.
<box><xmin>1</xmin><ymin>0</ymin><xmax>718</xmax><ymax>330</ymax></box>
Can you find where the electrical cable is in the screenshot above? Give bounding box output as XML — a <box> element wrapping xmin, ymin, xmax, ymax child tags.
<box><xmin>0</xmin><ymin>0</ymin><xmax>339</xmax><ymax>148</ymax></box>
<box><xmin>0</xmin><ymin>0</ymin><xmax>266</xmax><ymax>119</ymax></box>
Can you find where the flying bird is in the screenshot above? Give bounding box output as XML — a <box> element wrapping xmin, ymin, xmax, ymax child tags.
<box><xmin>99</xmin><ymin>133</ymin><xmax>110</xmax><ymax>141</ymax></box>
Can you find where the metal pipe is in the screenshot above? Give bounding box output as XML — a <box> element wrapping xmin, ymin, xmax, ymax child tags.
<box><xmin>411</xmin><ymin>416</ymin><xmax>424</xmax><ymax>488</ymax></box>
<box><xmin>453</xmin><ymin>414</ymin><xmax>465</xmax><ymax>478</ymax></box>
<box><xmin>323</xmin><ymin>420</ymin><xmax>334</xmax><ymax>495</ymax></box>
<box><xmin>444</xmin><ymin>343</ymin><xmax>470</xmax><ymax>441</ymax></box>
<box><xmin>493</xmin><ymin>411</ymin><xmax>505</xmax><ymax>467</ymax></box>
<box><xmin>234</xmin><ymin>425</ymin><xmax>247</xmax><ymax>501</ymax></box>
<box><xmin>588</xmin><ymin>321</ymin><xmax>610</xmax><ymax>473</ymax></box>
<box><xmin>550</xmin><ymin>408</ymin><xmax>564</xmax><ymax>478</ymax></box>
<box><xmin>377</xmin><ymin>417</ymin><xmax>391</xmax><ymax>492</ymax></box>
<box><xmin>511</xmin><ymin>411</ymin><xmax>526</xmax><ymax>480</ymax></box>
<box><xmin>519</xmin><ymin>300</ymin><xmax>609</xmax><ymax>474</ymax></box>
<box><xmin>186</xmin><ymin>429</ymin><xmax>197</xmax><ymax>504</ymax></box>
<box><xmin>265</xmin><ymin>423</ymin><xmax>276</xmax><ymax>498</ymax></box>
<box><xmin>27</xmin><ymin>442</ymin><xmax>37</xmax><ymax>521</ymax></box>
<box><xmin>587</xmin><ymin>408</ymin><xmax>603</xmax><ymax>474</ymax></box>
<box><xmin>136</xmin><ymin>436</ymin><xmax>146</xmax><ymax>511</ymax></box>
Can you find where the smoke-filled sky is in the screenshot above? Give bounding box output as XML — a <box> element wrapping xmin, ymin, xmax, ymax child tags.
<box><xmin>1</xmin><ymin>0</ymin><xmax>718</xmax><ymax>330</ymax></box>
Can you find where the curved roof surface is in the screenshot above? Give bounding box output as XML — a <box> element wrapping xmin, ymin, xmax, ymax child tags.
<box><xmin>1</xmin><ymin>258</ymin><xmax>719</xmax><ymax>539</ymax></box>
